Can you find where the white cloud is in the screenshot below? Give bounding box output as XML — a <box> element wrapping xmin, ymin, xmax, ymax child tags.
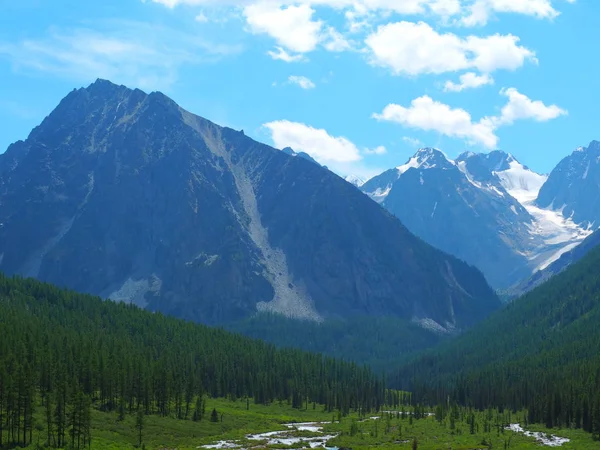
<box><xmin>402</xmin><ymin>136</ymin><xmax>423</xmax><ymax>147</ymax></box>
<box><xmin>264</xmin><ymin>119</ymin><xmax>382</xmax><ymax>179</ymax></box>
<box><xmin>461</xmin><ymin>0</ymin><xmax>564</xmax><ymax>27</ymax></box>
<box><xmin>0</xmin><ymin>21</ymin><xmax>242</xmax><ymax>90</ymax></box>
<box><xmin>267</xmin><ymin>46</ymin><xmax>306</xmax><ymax>62</ymax></box>
<box><xmin>494</xmin><ymin>87</ymin><xmax>567</xmax><ymax>125</ymax></box>
<box><xmin>287</xmin><ymin>75</ymin><xmax>316</xmax><ymax>89</ymax></box>
<box><xmin>244</xmin><ymin>3</ymin><xmax>323</xmax><ymax>54</ymax></box>
<box><xmin>373</xmin><ymin>88</ymin><xmax>567</xmax><ymax>148</ymax></box>
<box><xmin>147</xmin><ymin>0</ymin><xmax>573</xmax><ymax>24</ymax></box>
<box><xmin>364</xmin><ymin>145</ymin><xmax>387</xmax><ymax>155</ymax></box>
<box><xmin>365</xmin><ymin>21</ymin><xmax>536</xmax><ymax>76</ymax></box>
<box><xmin>195</xmin><ymin>12</ymin><xmax>209</xmax><ymax>22</ymax></box>
<box><xmin>322</xmin><ymin>26</ymin><xmax>353</xmax><ymax>52</ymax></box>
<box><xmin>444</xmin><ymin>72</ymin><xmax>494</xmax><ymax>92</ymax></box>
<box><xmin>374</xmin><ymin>95</ymin><xmax>498</xmax><ymax>148</ymax></box>
<box><xmin>264</xmin><ymin>120</ymin><xmax>361</xmax><ymax>163</ymax></box>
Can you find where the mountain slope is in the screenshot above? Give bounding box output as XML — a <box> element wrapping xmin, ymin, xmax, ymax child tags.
<box><xmin>0</xmin><ymin>79</ymin><xmax>499</xmax><ymax>329</ymax></box>
<box><xmin>393</xmin><ymin>241</ymin><xmax>600</xmax><ymax>431</ymax></box>
<box><xmin>361</xmin><ymin>149</ymin><xmax>589</xmax><ymax>289</ymax></box>
<box><xmin>536</xmin><ymin>140</ymin><xmax>600</xmax><ymax>228</ymax></box>
<box><xmin>509</xmin><ymin>227</ymin><xmax>600</xmax><ymax>297</ymax></box>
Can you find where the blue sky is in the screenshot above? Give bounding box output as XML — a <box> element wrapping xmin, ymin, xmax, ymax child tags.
<box><xmin>0</xmin><ymin>0</ymin><xmax>596</xmax><ymax>179</ymax></box>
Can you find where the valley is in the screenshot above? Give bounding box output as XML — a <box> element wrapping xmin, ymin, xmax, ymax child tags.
<box><xmin>3</xmin><ymin>78</ymin><xmax>600</xmax><ymax>449</ymax></box>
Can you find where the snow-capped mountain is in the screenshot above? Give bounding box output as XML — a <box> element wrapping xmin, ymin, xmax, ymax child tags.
<box><xmin>536</xmin><ymin>141</ymin><xmax>600</xmax><ymax>228</ymax></box>
<box><xmin>361</xmin><ymin>148</ymin><xmax>591</xmax><ymax>289</ymax></box>
<box><xmin>344</xmin><ymin>174</ymin><xmax>366</xmax><ymax>187</ymax></box>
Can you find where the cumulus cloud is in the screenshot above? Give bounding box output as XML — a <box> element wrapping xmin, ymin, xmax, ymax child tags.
<box><xmin>263</xmin><ymin>119</ymin><xmax>384</xmax><ymax>178</ymax></box>
<box><xmin>287</xmin><ymin>75</ymin><xmax>316</xmax><ymax>89</ymax></box>
<box><xmin>365</xmin><ymin>21</ymin><xmax>536</xmax><ymax>76</ymax></box>
<box><xmin>244</xmin><ymin>3</ymin><xmax>323</xmax><ymax>53</ymax></box>
<box><xmin>146</xmin><ymin>0</ymin><xmax>575</xmax><ymax>67</ymax></box>
<box><xmin>264</xmin><ymin>120</ymin><xmax>362</xmax><ymax>163</ymax></box>
<box><xmin>373</xmin><ymin>89</ymin><xmax>566</xmax><ymax>148</ymax></box>
<box><xmin>444</xmin><ymin>72</ymin><xmax>494</xmax><ymax>92</ymax></box>
<box><xmin>373</xmin><ymin>96</ymin><xmax>499</xmax><ymax>148</ymax></box>
<box><xmin>494</xmin><ymin>87</ymin><xmax>568</xmax><ymax>125</ymax></box>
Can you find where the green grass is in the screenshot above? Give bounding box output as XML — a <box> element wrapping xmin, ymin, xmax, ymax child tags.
<box><xmin>322</xmin><ymin>411</ymin><xmax>600</xmax><ymax>450</ymax></box>
<box><xmin>23</xmin><ymin>398</ymin><xmax>338</xmax><ymax>450</ymax></box>
<box><xmin>20</xmin><ymin>401</ymin><xmax>600</xmax><ymax>449</ymax></box>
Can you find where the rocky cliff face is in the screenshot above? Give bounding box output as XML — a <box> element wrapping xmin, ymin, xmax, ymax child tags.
<box><xmin>0</xmin><ymin>79</ymin><xmax>500</xmax><ymax>328</ymax></box>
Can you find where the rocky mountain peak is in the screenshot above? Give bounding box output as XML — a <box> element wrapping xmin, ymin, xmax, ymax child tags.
<box><xmin>397</xmin><ymin>147</ymin><xmax>455</xmax><ymax>175</ymax></box>
<box><xmin>0</xmin><ymin>80</ymin><xmax>500</xmax><ymax>329</ymax></box>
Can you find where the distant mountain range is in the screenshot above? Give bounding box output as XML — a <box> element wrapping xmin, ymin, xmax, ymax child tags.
<box><xmin>0</xmin><ymin>79</ymin><xmax>499</xmax><ymax>331</ymax></box>
<box><xmin>360</xmin><ymin>147</ymin><xmax>595</xmax><ymax>289</ymax></box>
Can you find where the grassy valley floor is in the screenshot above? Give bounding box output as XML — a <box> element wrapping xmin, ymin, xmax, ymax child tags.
<box><xmin>19</xmin><ymin>398</ymin><xmax>600</xmax><ymax>449</ymax></box>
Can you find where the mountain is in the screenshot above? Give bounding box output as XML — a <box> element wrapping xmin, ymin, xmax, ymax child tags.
<box><xmin>393</xmin><ymin>237</ymin><xmax>600</xmax><ymax>433</ymax></box>
<box><xmin>361</xmin><ymin>148</ymin><xmax>590</xmax><ymax>289</ymax></box>
<box><xmin>509</xmin><ymin>227</ymin><xmax>600</xmax><ymax>297</ymax></box>
<box><xmin>281</xmin><ymin>146</ymin><xmax>321</xmax><ymax>166</ymax></box>
<box><xmin>0</xmin><ymin>79</ymin><xmax>499</xmax><ymax>330</ymax></box>
<box><xmin>536</xmin><ymin>140</ymin><xmax>600</xmax><ymax>228</ymax></box>
<box><xmin>344</xmin><ymin>174</ymin><xmax>366</xmax><ymax>187</ymax></box>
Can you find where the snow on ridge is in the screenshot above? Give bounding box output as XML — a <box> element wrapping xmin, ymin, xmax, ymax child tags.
<box><xmin>344</xmin><ymin>174</ymin><xmax>366</xmax><ymax>187</ymax></box>
<box><xmin>396</xmin><ymin>148</ymin><xmax>455</xmax><ymax>175</ymax></box>
<box><xmin>494</xmin><ymin>160</ymin><xmax>548</xmax><ymax>204</ymax></box>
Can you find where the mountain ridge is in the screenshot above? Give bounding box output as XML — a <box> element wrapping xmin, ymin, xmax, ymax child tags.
<box><xmin>0</xmin><ymin>79</ymin><xmax>500</xmax><ymax>329</ymax></box>
<box><xmin>360</xmin><ymin>147</ymin><xmax>590</xmax><ymax>289</ymax></box>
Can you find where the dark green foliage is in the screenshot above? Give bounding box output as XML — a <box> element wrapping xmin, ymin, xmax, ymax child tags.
<box><xmin>393</xmin><ymin>242</ymin><xmax>600</xmax><ymax>434</ymax></box>
<box><xmin>0</xmin><ymin>273</ymin><xmax>385</xmax><ymax>448</ymax></box>
<box><xmin>225</xmin><ymin>313</ymin><xmax>444</xmax><ymax>372</ymax></box>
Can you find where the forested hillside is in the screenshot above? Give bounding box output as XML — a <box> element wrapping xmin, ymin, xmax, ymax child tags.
<box><xmin>0</xmin><ymin>274</ymin><xmax>385</xmax><ymax>449</ymax></box>
<box><xmin>393</xmin><ymin>242</ymin><xmax>600</xmax><ymax>437</ymax></box>
<box><xmin>226</xmin><ymin>313</ymin><xmax>444</xmax><ymax>373</ymax></box>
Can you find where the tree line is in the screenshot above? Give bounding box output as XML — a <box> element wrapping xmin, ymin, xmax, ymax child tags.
<box><xmin>0</xmin><ymin>274</ymin><xmax>385</xmax><ymax>448</ymax></box>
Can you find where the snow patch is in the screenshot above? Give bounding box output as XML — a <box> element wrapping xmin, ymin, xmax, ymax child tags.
<box><xmin>369</xmin><ymin>185</ymin><xmax>393</xmax><ymax>203</ymax></box>
<box><xmin>506</xmin><ymin>423</ymin><xmax>570</xmax><ymax>447</ymax></box>
<box><xmin>495</xmin><ymin>160</ymin><xmax>547</xmax><ymax>204</ymax></box>
<box><xmin>344</xmin><ymin>174</ymin><xmax>366</xmax><ymax>187</ymax></box>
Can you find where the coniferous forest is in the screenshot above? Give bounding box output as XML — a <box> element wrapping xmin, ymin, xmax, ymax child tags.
<box><xmin>0</xmin><ymin>274</ymin><xmax>386</xmax><ymax>449</ymax></box>
<box><xmin>393</xmin><ymin>243</ymin><xmax>600</xmax><ymax>439</ymax></box>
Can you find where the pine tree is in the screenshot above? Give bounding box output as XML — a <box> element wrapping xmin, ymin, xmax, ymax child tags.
<box><xmin>210</xmin><ymin>408</ymin><xmax>219</xmax><ymax>423</ymax></box>
<box><xmin>136</xmin><ymin>408</ymin><xmax>144</xmax><ymax>447</ymax></box>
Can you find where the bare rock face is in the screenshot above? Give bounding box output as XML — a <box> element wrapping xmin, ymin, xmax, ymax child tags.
<box><xmin>0</xmin><ymin>79</ymin><xmax>500</xmax><ymax>328</ymax></box>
